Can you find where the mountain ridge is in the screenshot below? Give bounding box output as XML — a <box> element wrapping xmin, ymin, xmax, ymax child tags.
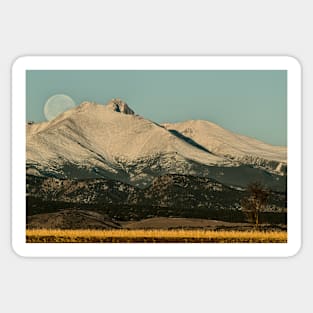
<box><xmin>26</xmin><ymin>99</ymin><xmax>287</xmax><ymax>191</ymax></box>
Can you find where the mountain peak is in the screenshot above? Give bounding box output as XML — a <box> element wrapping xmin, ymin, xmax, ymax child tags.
<box><xmin>105</xmin><ymin>98</ymin><xmax>135</xmax><ymax>115</ymax></box>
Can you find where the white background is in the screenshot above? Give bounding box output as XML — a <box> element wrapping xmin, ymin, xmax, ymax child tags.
<box><xmin>0</xmin><ymin>1</ymin><xmax>310</xmax><ymax>312</ymax></box>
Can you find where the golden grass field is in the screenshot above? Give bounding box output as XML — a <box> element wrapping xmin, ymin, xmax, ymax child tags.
<box><xmin>26</xmin><ymin>229</ymin><xmax>287</xmax><ymax>243</ymax></box>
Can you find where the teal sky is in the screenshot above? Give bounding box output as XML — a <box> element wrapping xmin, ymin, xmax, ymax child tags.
<box><xmin>26</xmin><ymin>70</ymin><xmax>287</xmax><ymax>146</ymax></box>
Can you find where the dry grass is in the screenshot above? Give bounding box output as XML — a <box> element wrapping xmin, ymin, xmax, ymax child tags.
<box><xmin>26</xmin><ymin>229</ymin><xmax>287</xmax><ymax>243</ymax></box>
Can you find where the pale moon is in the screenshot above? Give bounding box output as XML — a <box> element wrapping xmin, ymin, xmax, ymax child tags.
<box><xmin>44</xmin><ymin>94</ymin><xmax>76</xmax><ymax>121</ymax></box>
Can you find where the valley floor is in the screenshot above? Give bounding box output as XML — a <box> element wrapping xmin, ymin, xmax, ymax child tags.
<box><xmin>26</xmin><ymin>228</ymin><xmax>287</xmax><ymax>243</ymax></box>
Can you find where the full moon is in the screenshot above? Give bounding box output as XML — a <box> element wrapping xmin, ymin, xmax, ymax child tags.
<box><xmin>44</xmin><ymin>94</ymin><xmax>76</xmax><ymax>121</ymax></box>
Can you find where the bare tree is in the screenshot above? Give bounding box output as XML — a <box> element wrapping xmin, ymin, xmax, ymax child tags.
<box><xmin>241</xmin><ymin>182</ymin><xmax>269</xmax><ymax>229</ymax></box>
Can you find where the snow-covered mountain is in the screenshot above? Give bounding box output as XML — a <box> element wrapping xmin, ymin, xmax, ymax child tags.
<box><xmin>26</xmin><ymin>99</ymin><xmax>287</xmax><ymax>191</ymax></box>
<box><xmin>162</xmin><ymin>120</ymin><xmax>286</xmax><ymax>176</ymax></box>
